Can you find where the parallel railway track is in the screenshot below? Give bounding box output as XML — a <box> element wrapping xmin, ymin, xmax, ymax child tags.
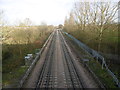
<box><xmin>36</xmin><ymin>31</ymin><xmax>56</xmax><ymax>88</ymax></box>
<box><xmin>23</xmin><ymin>30</ymin><xmax>101</xmax><ymax>89</ymax></box>
<box><xmin>60</xmin><ymin>31</ymin><xmax>84</xmax><ymax>89</ymax></box>
<box><xmin>35</xmin><ymin>30</ymin><xmax>84</xmax><ymax>89</ymax></box>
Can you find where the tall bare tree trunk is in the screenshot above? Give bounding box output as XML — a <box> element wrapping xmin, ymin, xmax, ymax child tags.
<box><xmin>98</xmin><ymin>27</ymin><xmax>103</xmax><ymax>52</ymax></box>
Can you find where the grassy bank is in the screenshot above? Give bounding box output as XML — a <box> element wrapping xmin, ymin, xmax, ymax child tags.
<box><xmin>63</xmin><ymin>32</ymin><xmax>119</xmax><ymax>88</ymax></box>
<box><xmin>63</xmin><ymin>26</ymin><xmax>120</xmax><ymax>85</ymax></box>
<box><xmin>63</xmin><ymin>28</ymin><xmax>119</xmax><ymax>55</ymax></box>
<box><xmin>2</xmin><ymin>25</ymin><xmax>53</xmax><ymax>87</ymax></box>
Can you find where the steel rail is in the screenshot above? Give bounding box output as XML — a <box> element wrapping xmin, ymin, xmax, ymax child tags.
<box><xmin>36</xmin><ymin>31</ymin><xmax>56</xmax><ymax>89</ymax></box>
<box><xmin>20</xmin><ymin>31</ymin><xmax>54</xmax><ymax>88</ymax></box>
<box><xmin>59</xmin><ymin>30</ymin><xmax>84</xmax><ymax>89</ymax></box>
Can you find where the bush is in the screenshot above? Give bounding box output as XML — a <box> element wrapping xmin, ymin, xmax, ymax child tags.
<box><xmin>3</xmin><ymin>51</ymin><xmax>12</xmax><ymax>60</ymax></box>
<box><xmin>2</xmin><ymin>25</ymin><xmax>53</xmax><ymax>86</ymax></box>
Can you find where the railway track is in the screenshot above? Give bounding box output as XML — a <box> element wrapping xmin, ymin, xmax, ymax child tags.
<box><xmin>35</xmin><ymin>30</ymin><xmax>84</xmax><ymax>89</ymax></box>
<box><xmin>36</xmin><ymin>31</ymin><xmax>56</xmax><ymax>88</ymax></box>
<box><xmin>23</xmin><ymin>30</ymin><xmax>101</xmax><ymax>89</ymax></box>
<box><xmin>59</xmin><ymin>31</ymin><xmax>84</xmax><ymax>88</ymax></box>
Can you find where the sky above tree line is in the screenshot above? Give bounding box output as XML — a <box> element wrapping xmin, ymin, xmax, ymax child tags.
<box><xmin>0</xmin><ymin>0</ymin><xmax>119</xmax><ymax>26</ymax></box>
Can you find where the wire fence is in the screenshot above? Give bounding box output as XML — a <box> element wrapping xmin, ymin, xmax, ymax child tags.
<box><xmin>63</xmin><ymin>31</ymin><xmax>120</xmax><ymax>88</ymax></box>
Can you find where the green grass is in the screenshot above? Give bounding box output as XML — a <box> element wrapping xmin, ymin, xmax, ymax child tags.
<box><xmin>108</xmin><ymin>63</ymin><xmax>120</xmax><ymax>81</ymax></box>
<box><xmin>64</xmin><ymin>28</ymin><xmax>119</xmax><ymax>55</ymax></box>
<box><xmin>63</xmin><ymin>27</ymin><xmax>120</xmax><ymax>88</ymax></box>
<box><xmin>87</xmin><ymin>60</ymin><xmax>117</xmax><ymax>88</ymax></box>
<box><xmin>2</xmin><ymin>38</ymin><xmax>50</xmax><ymax>87</ymax></box>
<box><xmin>2</xmin><ymin>66</ymin><xmax>28</xmax><ymax>87</ymax></box>
<box><xmin>2</xmin><ymin>26</ymin><xmax>53</xmax><ymax>87</ymax></box>
<box><xmin>64</xmin><ymin>32</ymin><xmax>118</xmax><ymax>88</ymax></box>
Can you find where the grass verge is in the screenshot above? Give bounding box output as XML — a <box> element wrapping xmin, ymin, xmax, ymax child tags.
<box><xmin>2</xmin><ymin>31</ymin><xmax>52</xmax><ymax>88</ymax></box>
<box><xmin>63</xmin><ymin>32</ymin><xmax>118</xmax><ymax>88</ymax></box>
<box><xmin>3</xmin><ymin>66</ymin><xmax>28</xmax><ymax>87</ymax></box>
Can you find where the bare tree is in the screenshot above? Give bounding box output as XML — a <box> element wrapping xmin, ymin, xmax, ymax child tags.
<box><xmin>74</xmin><ymin>2</ymin><xmax>91</xmax><ymax>31</ymax></box>
<box><xmin>19</xmin><ymin>18</ymin><xmax>32</xmax><ymax>27</ymax></box>
<box><xmin>64</xmin><ymin>16</ymin><xmax>69</xmax><ymax>31</ymax></box>
<box><xmin>0</xmin><ymin>10</ymin><xmax>11</xmax><ymax>44</ymax></box>
<box><xmin>73</xmin><ymin>1</ymin><xmax>118</xmax><ymax>51</ymax></box>
<box><xmin>93</xmin><ymin>2</ymin><xmax>118</xmax><ymax>51</ymax></box>
<box><xmin>64</xmin><ymin>12</ymin><xmax>76</xmax><ymax>32</ymax></box>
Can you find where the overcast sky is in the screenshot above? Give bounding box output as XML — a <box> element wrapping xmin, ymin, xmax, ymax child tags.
<box><xmin>0</xmin><ymin>0</ymin><xmax>119</xmax><ymax>26</ymax></box>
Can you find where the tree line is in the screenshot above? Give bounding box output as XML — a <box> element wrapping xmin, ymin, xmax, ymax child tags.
<box><xmin>64</xmin><ymin>2</ymin><xmax>119</xmax><ymax>53</ymax></box>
